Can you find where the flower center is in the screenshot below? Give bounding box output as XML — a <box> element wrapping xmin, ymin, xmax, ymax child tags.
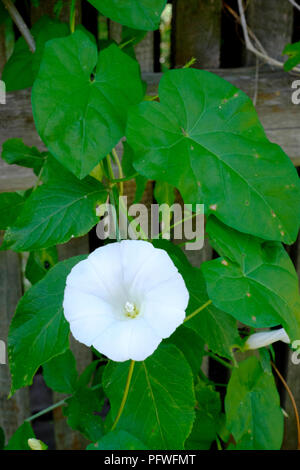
<box><xmin>124</xmin><ymin>301</ymin><xmax>139</xmax><ymax>319</ymax></box>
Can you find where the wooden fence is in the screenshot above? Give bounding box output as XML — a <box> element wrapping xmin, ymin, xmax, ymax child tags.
<box><xmin>0</xmin><ymin>0</ymin><xmax>300</xmax><ymax>450</ymax></box>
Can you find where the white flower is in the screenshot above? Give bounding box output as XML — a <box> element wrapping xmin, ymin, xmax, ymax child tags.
<box><xmin>245</xmin><ymin>328</ymin><xmax>290</xmax><ymax>350</ymax></box>
<box><xmin>63</xmin><ymin>240</ymin><xmax>189</xmax><ymax>362</ymax></box>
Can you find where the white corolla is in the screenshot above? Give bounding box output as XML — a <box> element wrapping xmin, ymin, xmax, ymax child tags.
<box><xmin>245</xmin><ymin>328</ymin><xmax>290</xmax><ymax>350</ymax></box>
<box><xmin>63</xmin><ymin>240</ymin><xmax>189</xmax><ymax>362</ymax></box>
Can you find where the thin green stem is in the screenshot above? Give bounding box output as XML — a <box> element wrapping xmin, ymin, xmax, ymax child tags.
<box><xmin>110</xmin><ymin>173</ymin><xmax>139</xmax><ymax>183</ymax></box>
<box><xmin>25</xmin><ymin>398</ymin><xmax>66</xmax><ymax>422</ymax></box>
<box><xmin>183</xmin><ymin>57</ymin><xmax>196</xmax><ymax>68</ymax></box>
<box><xmin>111</xmin><ymin>360</ymin><xmax>135</xmax><ymax>431</ymax></box>
<box><xmin>106</xmin><ymin>154</ymin><xmax>115</xmax><ymax>180</ymax></box>
<box><xmin>70</xmin><ymin>0</ymin><xmax>76</xmax><ymax>33</ymax></box>
<box><xmin>111</xmin><ymin>148</ymin><xmax>124</xmax><ymax>195</ymax></box>
<box><xmin>184</xmin><ymin>299</ymin><xmax>212</xmax><ymax>323</ymax></box>
<box><xmin>32</xmin><ymin>164</ymin><xmax>44</xmax><ymax>191</ymax></box>
<box><xmin>160</xmin><ymin>210</ymin><xmax>200</xmax><ymax>238</ymax></box>
<box><xmin>109</xmin><ymin>188</ymin><xmax>121</xmax><ymax>242</ymax></box>
<box><xmin>216</xmin><ymin>436</ymin><xmax>223</xmax><ymax>450</ymax></box>
<box><xmin>25</xmin><ymin>384</ymin><xmax>102</xmax><ymax>423</ymax></box>
<box><xmin>205</xmin><ymin>351</ymin><xmax>234</xmax><ymax>370</ymax></box>
<box><xmin>197</xmin><ymin>369</ymin><xmax>227</xmax><ymax>388</ymax></box>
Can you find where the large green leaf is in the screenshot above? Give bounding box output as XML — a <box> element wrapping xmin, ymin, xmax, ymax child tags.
<box><xmin>127</xmin><ymin>68</ymin><xmax>300</xmax><ymax>244</ymax></box>
<box><xmin>2</xmin><ymin>16</ymin><xmax>69</xmax><ymax>91</ymax></box>
<box><xmin>103</xmin><ymin>344</ymin><xmax>195</xmax><ymax>450</ymax></box>
<box><xmin>32</xmin><ymin>29</ymin><xmax>144</xmax><ymax>178</ymax></box>
<box><xmin>8</xmin><ymin>255</ymin><xmax>86</xmax><ymax>394</ymax></box>
<box><xmin>185</xmin><ymin>381</ymin><xmax>221</xmax><ymax>450</ymax></box>
<box><xmin>87</xmin><ymin>430</ymin><xmax>147</xmax><ymax>450</ymax></box>
<box><xmin>5</xmin><ymin>422</ymin><xmax>35</xmax><ymax>450</ymax></box>
<box><xmin>87</xmin><ymin>0</ymin><xmax>167</xmax><ymax>31</ymax></box>
<box><xmin>1</xmin><ymin>159</ymin><xmax>107</xmax><ymax>252</ymax></box>
<box><xmin>225</xmin><ymin>356</ymin><xmax>284</xmax><ymax>450</ymax></box>
<box><xmin>202</xmin><ymin>217</ymin><xmax>300</xmax><ymax>341</ymax></box>
<box><xmin>0</xmin><ymin>192</ymin><xmax>24</xmax><ymax>230</ymax></box>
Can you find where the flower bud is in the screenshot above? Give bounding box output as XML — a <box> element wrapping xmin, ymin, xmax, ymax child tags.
<box><xmin>245</xmin><ymin>328</ymin><xmax>290</xmax><ymax>350</ymax></box>
<box><xmin>28</xmin><ymin>438</ymin><xmax>47</xmax><ymax>450</ymax></box>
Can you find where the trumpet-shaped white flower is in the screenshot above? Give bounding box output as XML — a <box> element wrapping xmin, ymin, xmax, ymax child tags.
<box><xmin>245</xmin><ymin>328</ymin><xmax>290</xmax><ymax>350</ymax></box>
<box><xmin>63</xmin><ymin>240</ymin><xmax>189</xmax><ymax>362</ymax></box>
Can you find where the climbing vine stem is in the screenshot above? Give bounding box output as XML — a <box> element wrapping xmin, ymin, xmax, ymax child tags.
<box><xmin>70</xmin><ymin>0</ymin><xmax>77</xmax><ymax>33</ymax></box>
<box><xmin>184</xmin><ymin>299</ymin><xmax>212</xmax><ymax>323</ymax></box>
<box><xmin>111</xmin><ymin>360</ymin><xmax>135</xmax><ymax>431</ymax></box>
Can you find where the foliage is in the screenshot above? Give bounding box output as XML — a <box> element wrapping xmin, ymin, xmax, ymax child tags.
<box><xmin>283</xmin><ymin>41</ymin><xmax>300</xmax><ymax>71</ymax></box>
<box><xmin>0</xmin><ymin>0</ymin><xmax>299</xmax><ymax>451</ymax></box>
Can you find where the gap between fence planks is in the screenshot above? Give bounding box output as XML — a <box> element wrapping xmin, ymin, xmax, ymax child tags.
<box><xmin>0</xmin><ymin>67</ymin><xmax>300</xmax><ymax>192</ymax></box>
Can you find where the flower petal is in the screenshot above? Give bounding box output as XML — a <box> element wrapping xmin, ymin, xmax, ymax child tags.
<box><xmin>127</xmin><ymin>318</ymin><xmax>162</xmax><ymax>361</ymax></box>
<box><xmin>63</xmin><ymin>287</ymin><xmax>116</xmax><ymax>346</ymax></box>
<box><xmin>144</xmin><ymin>273</ymin><xmax>189</xmax><ymax>310</ymax></box>
<box><xmin>92</xmin><ymin>318</ymin><xmax>161</xmax><ymax>362</ymax></box>
<box><xmin>120</xmin><ymin>239</ymin><xmax>155</xmax><ymax>287</ymax></box>
<box><xmin>141</xmin><ymin>300</ymin><xmax>186</xmax><ymax>338</ymax></box>
<box><xmin>66</xmin><ymin>258</ymin><xmax>110</xmax><ymax>302</ymax></box>
<box><xmin>129</xmin><ymin>247</ymin><xmax>179</xmax><ymax>299</ymax></box>
<box><xmin>88</xmin><ymin>243</ymin><xmax>126</xmax><ymax>302</ymax></box>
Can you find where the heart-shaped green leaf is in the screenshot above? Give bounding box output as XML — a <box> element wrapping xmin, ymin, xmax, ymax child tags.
<box><xmin>32</xmin><ymin>29</ymin><xmax>144</xmax><ymax>178</ymax></box>
<box><xmin>225</xmin><ymin>356</ymin><xmax>283</xmax><ymax>450</ymax></box>
<box><xmin>202</xmin><ymin>217</ymin><xmax>300</xmax><ymax>341</ymax></box>
<box><xmin>1</xmin><ymin>159</ymin><xmax>107</xmax><ymax>252</ymax></box>
<box><xmin>127</xmin><ymin>69</ymin><xmax>300</xmax><ymax>244</ymax></box>
<box><xmin>87</xmin><ymin>0</ymin><xmax>167</xmax><ymax>31</ymax></box>
<box><xmin>103</xmin><ymin>344</ymin><xmax>195</xmax><ymax>450</ymax></box>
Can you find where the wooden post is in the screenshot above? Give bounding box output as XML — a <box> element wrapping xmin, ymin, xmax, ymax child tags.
<box><xmin>282</xmin><ymin>234</ymin><xmax>300</xmax><ymax>450</ymax></box>
<box><xmin>0</xmin><ymin>233</ymin><xmax>30</xmax><ymax>443</ymax></box>
<box><xmin>0</xmin><ymin>24</ymin><xmax>6</xmax><ymax>73</ymax></box>
<box><xmin>109</xmin><ymin>21</ymin><xmax>154</xmax><ymax>73</ymax></box>
<box><xmin>30</xmin><ymin>0</ymin><xmax>81</xmax><ymax>24</ymax></box>
<box><xmin>245</xmin><ymin>0</ymin><xmax>294</xmax><ymax>64</ymax></box>
<box><xmin>172</xmin><ymin>0</ymin><xmax>222</xmax><ymax>68</ymax></box>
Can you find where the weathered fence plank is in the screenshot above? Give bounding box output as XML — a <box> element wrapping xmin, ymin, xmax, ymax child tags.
<box><xmin>246</xmin><ymin>0</ymin><xmax>294</xmax><ymax>64</ymax></box>
<box><xmin>0</xmin><ymin>232</ymin><xmax>30</xmax><ymax>443</ymax></box>
<box><xmin>172</xmin><ymin>0</ymin><xmax>222</xmax><ymax>68</ymax></box>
